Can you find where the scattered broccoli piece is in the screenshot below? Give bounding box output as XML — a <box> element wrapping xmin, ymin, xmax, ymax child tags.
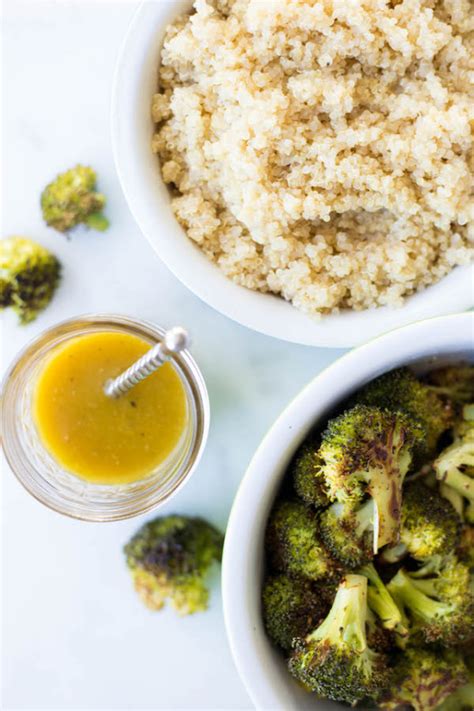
<box><xmin>400</xmin><ymin>480</ymin><xmax>460</xmax><ymax>560</ymax></box>
<box><xmin>124</xmin><ymin>515</ymin><xmax>223</xmax><ymax>616</ymax></box>
<box><xmin>261</xmin><ymin>574</ymin><xmax>329</xmax><ymax>651</ymax></box>
<box><xmin>355</xmin><ymin>367</ymin><xmax>453</xmax><ymax>463</ymax></box>
<box><xmin>317</xmin><ymin>405</ymin><xmax>419</xmax><ymax>551</ymax></box>
<box><xmin>0</xmin><ymin>236</ymin><xmax>60</xmax><ymax>323</ymax></box>
<box><xmin>41</xmin><ymin>165</ymin><xmax>109</xmax><ymax>233</ymax></box>
<box><xmin>291</xmin><ymin>441</ymin><xmax>329</xmax><ymax>507</ymax></box>
<box><xmin>435</xmin><ymin>409</ymin><xmax>474</xmax><ymax>521</ymax></box>
<box><xmin>319</xmin><ymin>499</ymin><xmax>375</xmax><ymax>567</ymax></box>
<box><xmin>379</xmin><ymin>647</ymin><xmax>468</xmax><ymax>711</ymax></box>
<box><xmin>265</xmin><ymin>500</ymin><xmax>339</xmax><ymax>581</ymax></box>
<box><xmin>358</xmin><ymin>563</ymin><xmax>406</xmax><ymax>634</ymax></box>
<box><xmin>288</xmin><ymin>574</ymin><xmax>391</xmax><ymax>704</ymax></box>
<box><xmin>425</xmin><ymin>366</ymin><xmax>474</xmax><ymax>405</ymax></box>
<box><xmin>387</xmin><ymin>556</ymin><xmax>474</xmax><ymax>646</ymax></box>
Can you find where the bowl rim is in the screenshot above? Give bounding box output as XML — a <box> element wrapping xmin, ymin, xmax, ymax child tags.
<box><xmin>111</xmin><ymin>0</ymin><xmax>474</xmax><ymax>348</ymax></box>
<box><xmin>222</xmin><ymin>312</ymin><xmax>474</xmax><ymax>710</ymax></box>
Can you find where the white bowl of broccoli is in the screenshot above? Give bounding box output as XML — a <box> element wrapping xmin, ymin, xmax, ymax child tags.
<box><xmin>222</xmin><ymin>312</ymin><xmax>473</xmax><ymax>710</ymax></box>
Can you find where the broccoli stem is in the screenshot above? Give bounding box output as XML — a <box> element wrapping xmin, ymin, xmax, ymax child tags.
<box><xmin>437</xmin><ymin>467</ymin><xmax>474</xmax><ymax>504</ymax></box>
<box><xmin>309</xmin><ymin>574</ymin><xmax>368</xmax><ymax>651</ymax></box>
<box><xmin>388</xmin><ymin>570</ymin><xmax>452</xmax><ymax>624</ymax></box>
<box><xmin>354</xmin><ymin>499</ymin><xmax>375</xmax><ymax>540</ymax></box>
<box><xmin>365</xmin><ymin>423</ymin><xmax>412</xmax><ymax>551</ymax></box>
<box><xmin>359</xmin><ymin>563</ymin><xmax>404</xmax><ymax>631</ymax></box>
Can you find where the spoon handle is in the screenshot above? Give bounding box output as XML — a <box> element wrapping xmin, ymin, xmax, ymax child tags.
<box><xmin>104</xmin><ymin>326</ymin><xmax>190</xmax><ymax>398</ymax></box>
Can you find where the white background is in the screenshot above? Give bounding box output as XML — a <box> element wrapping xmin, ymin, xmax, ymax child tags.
<box><xmin>1</xmin><ymin>2</ymin><xmax>344</xmax><ymax>709</ymax></box>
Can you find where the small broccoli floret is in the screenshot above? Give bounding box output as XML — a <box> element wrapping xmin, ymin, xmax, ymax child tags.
<box><xmin>317</xmin><ymin>405</ymin><xmax>419</xmax><ymax>551</ymax></box>
<box><xmin>435</xmin><ymin>410</ymin><xmax>474</xmax><ymax>521</ymax></box>
<box><xmin>0</xmin><ymin>236</ymin><xmax>60</xmax><ymax>323</ymax></box>
<box><xmin>265</xmin><ymin>500</ymin><xmax>339</xmax><ymax>581</ymax></box>
<box><xmin>355</xmin><ymin>367</ymin><xmax>453</xmax><ymax>463</ymax></box>
<box><xmin>41</xmin><ymin>165</ymin><xmax>109</xmax><ymax>233</ymax></box>
<box><xmin>124</xmin><ymin>515</ymin><xmax>223</xmax><ymax>615</ymax></box>
<box><xmin>387</xmin><ymin>556</ymin><xmax>474</xmax><ymax>646</ymax></box>
<box><xmin>288</xmin><ymin>574</ymin><xmax>391</xmax><ymax>704</ymax></box>
<box><xmin>358</xmin><ymin>563</ymin><xmax>406</xmax><ymax>634</ymax></box>
<box><xmin>400</xmin><ymin>481</ymin><xmax>460</xmax><ymax>560</ymax></box>
<box><xmin>319</xmin><ymin>499</ymin><xmax>375</xmax><ymax>567</ymax></box>
<box><xmin>379</xmin><ymin>647</ymin><xmax>468</xmax><ymax>711</ymax></box>
<box><xmin>425</xmin><ymin>365</ymin><xmax>474</xmax><ymax>405</ymax></box>
<box><xmin>262</xmin><ymin>574</ymin><xmax>329</xmax><ymax>651</ymax></box>
<box><xmin>291</xmin><ymin>441</ymin><xmax>329</xmax><ymax>507</ymax></box>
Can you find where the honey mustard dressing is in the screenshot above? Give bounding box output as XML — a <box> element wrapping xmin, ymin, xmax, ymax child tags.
<box><xmin>33</xmin><ymin>332</ymin><xmax>188</xmax><ymax>484</ymax></box>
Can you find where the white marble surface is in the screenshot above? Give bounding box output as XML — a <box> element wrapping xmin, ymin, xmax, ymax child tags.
<box><xmin>1</xmin><ymin>2</ymin><xmax>345</xmax><ymax>709</ymax></box>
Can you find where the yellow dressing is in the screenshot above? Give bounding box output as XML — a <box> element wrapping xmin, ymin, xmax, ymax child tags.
<box><xmin>33</xmin><ymin>332</ymin><xmax>188</xmax><ymax>485</ymax></box>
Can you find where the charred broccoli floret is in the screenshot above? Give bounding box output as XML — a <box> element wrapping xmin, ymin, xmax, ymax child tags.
<box><xmin>262</xmin><ymin>574</ymin><xmax>329</xmax><ymax>651</ymax></box>
<box><xmin>124</xmin><ymin>515</ymin><xmax>223</xmax><ymax>616</ymax></box>
<box><xmin>265</xmin><ymin>500</ymin><xmax>339</xmax><ymax>581</ymax></box>
<box><xmin>288</xmin><ymin>574</ymin><xmax>391</xmax><ymax>704</ymax></box>
<box><xmin>317</xmin><ymin>405</ymin><xmax>419</xmax><ymax>551</ymax></box>
<box><xmin>379</xmin><ymin>647</ymin><xmax>468</xmax><ymax>711</ymax></box>
<box><xmin>435</xmin><ymin>407</ymin><xmax>474</xmax><ymax>522</ymax></box>
<box><xmin>387</xmin><ymin>556</ymin><xmax>474</xmax><ymax>646</ymax></box>
<box><xmin>41</xmin><ymin>165</ymin><xmax>109</xmax><ymax>233</ymax></box>
<box><xmin>358</xmin><ymin>563</ymin><xmax>406</xmax><ymax>634</ymax></box>
<box><xmin>400</xmin><ymin>481</ymin><xmax>460</xmax><ymax>560</ymax></box>
<box><xmin>425</xmin><ymin>365</ymin><xmax>474</xmax><ymax>405</ymax></box>
<box><xmin>0</xmin><ymin>236</ymin><xmax>60</xmax><ymax>323</ymax></box>
<box><xmin>355</xmin><ymin>367</ymin><xmax>453</xmax><ymax>462</ymax></box>
<box><xmin>291</xmin><ymin>441</ymin><xmax>329</xmax><ymax>507</ymax></box>
<box><xmin>319</xmin><ymin>498</ymin><xmax>375</xmax><ymax>567</ymax></box>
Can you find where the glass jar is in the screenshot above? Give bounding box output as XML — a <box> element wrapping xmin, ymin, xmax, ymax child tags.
<box><xmin>1</xmin><ymin>314</ymin><xmax>209</xmax><ymax>522</ymax></box>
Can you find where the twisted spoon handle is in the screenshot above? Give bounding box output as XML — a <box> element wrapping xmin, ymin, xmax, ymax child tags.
<box><xmin>104</xmin><ymin>326</ymin><xmax>190</xmax><ymax>398</ymax></box>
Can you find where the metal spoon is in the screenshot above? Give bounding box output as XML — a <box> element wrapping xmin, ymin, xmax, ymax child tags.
<box><xmin>104</xmin><ymin>326</ymin><xmax>190</xmax><ymax>398</ymax></box>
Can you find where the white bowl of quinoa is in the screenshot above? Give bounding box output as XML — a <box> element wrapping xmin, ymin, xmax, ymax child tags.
<box><xmin>112</xmin><ymin>0</ymin><xmax>473</xmax><ymax>347</ymax></box>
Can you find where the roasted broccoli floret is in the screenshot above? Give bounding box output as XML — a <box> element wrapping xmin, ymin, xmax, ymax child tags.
<box><xmin>317</xmin><ymin>405</ymin><xmax>419</xmax><ymax>551</ymax></box>
<box><xmin>425</xmin><ymin>365</ymin><xmax>474</xmax><ymax>405</ymax></box>
<box><xmin>288</xmin><ymin>574</ymin><xmax>391</xmax><ymax>704</ymax></box>
<box><xmin>387</xmin><ymin>556</ymin><xmax>474</xmax><ymax>646</ymax></box>
<box><xmin>0</xmin><ymin>236</ymin><xmax>60</xmax><ymax>323</ymax></box>
<box><xmin>319</xmin><ymin>498</ymin><xmax>375</xmax><ymax>567</ymax></box>
<box><xmin>291</xmin><ymin>441</ymin><xmax>329</xmax><ymax>507</ymax></box>
<box><xmin>355</xmin><ymin>367</ymin><xmax>453</xmax><ymax>463</ymax></box>
<box><xmin>359</xmin><ymin>563</ymin><xmax>406</xmax><ymax>634</ymax></box>
<box><xmin>265</xmin><ymin>500</ymin><xmax>339</xmax><ymax>581</ymax></box>
<box><xmin>262</xmin><ymin>574</ymin><xmax>329</xmax><ymax>651</ymax></box>
<box><xmin>400</xmin><ymin>480</ymin><xmax>460</xmax><ymax>560</ymax></box>
<box><xmin>41</xmin><ymin>164</ymin><xmax>109</xmax><ymax>233</ymax></box>
<box><xmin>124</xmin><ymin>515</ymin><xmax>223</xmax><ymax>616</ymax></box>
<box><xmin>379</xmin><ymin>647</ymin><xmax>468</xmax><ymax>711</ymax></box>
<box><xmin>435</xmin><ymin>408</ymin><xmax>474</xmax><ymax>522</ymax></box>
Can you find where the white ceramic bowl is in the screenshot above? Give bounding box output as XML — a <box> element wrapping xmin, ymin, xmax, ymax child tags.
<box><xmin>222</xmin><ymin>312</ymin><xmax>474</xmax><ymax>710</ymax></box>
<box><xmin>112</xmin><ymin>1</ymin><xmax>473</xmax><ymax>347</ymax></box>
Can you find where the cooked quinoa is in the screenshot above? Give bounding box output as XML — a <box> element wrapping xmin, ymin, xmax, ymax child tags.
<box><xmin>152</xmin><ymin>0</ymin><xmax>474</xmax><ymax>315</ymax></box>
